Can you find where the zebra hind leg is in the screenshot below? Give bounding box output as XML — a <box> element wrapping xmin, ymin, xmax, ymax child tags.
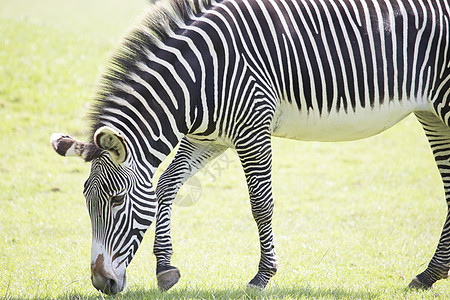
<box><xmin>410</xmin><ymin>111</ymin><xmax>450</xmax><ymax>289</ymax></box>
<box><xmin>153</xmin><ymin>136</ymin><xmax>227</xmax><ymax>291</ymax></box>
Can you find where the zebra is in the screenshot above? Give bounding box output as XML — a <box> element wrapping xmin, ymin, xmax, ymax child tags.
<box><xmin>50</xmin><ymin>0</ymin><xmax>450</xmax><ymax>294</ymax></box>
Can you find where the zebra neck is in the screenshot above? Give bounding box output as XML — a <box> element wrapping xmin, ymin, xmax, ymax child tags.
<box><xmin>92</xmin><ymin>69</ymin><xmax>191</xmax><ymax>179</ymax></box>
<box><xmin>89</xmin><ymin>0</ymin><xmax>223</xmax><ymax>177</ymax></box>
<box><xmin>97</xmin><ymin>121</ymin><xmax>183</xmax><ymax>183</ymax></box>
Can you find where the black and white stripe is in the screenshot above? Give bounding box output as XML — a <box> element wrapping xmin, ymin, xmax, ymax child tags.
<box><xmin>56</xmin><ymin>0</ymin><xmax>450</xmax><ymax>293</ymax></box>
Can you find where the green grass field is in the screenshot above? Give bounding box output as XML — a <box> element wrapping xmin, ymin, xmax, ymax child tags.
<box><xmin>2</xmin><ymin>0</ymin><xmax>450</xmax><ymax>299</ymax></box>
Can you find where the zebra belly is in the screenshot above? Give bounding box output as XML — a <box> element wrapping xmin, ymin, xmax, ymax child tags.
<box><xmin>271</xmin><ymin>100</ymin><xmax>430</xmax><ymax>142</ymax></box>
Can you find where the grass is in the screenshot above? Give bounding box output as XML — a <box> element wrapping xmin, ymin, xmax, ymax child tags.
<box><xmin>1</xmin><ymin>0</ymin><xmax>450</xmax><ymax>299</ymax></box>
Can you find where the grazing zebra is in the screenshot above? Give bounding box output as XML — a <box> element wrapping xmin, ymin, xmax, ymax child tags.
<box><xmin>50</xmin><ymin>0</ymin><xmax>450</xmax><ymax>294</ymax></box>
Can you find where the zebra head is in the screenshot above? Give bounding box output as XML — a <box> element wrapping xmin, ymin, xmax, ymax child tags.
<box><xmin>50</xmin><ymin>126</ymin><xmax>154</xmax><ymax>294</ymax></box>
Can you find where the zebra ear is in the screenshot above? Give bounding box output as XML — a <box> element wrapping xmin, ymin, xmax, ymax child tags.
<box><xmin>50</xmin><ymin>133</ymin><xmax>102</xmax><ymax>162</ymax></box>
<box><xmin>94</xmin><ymin>126</ymin><xmax>129</xmax><ymax>164</ymax></box>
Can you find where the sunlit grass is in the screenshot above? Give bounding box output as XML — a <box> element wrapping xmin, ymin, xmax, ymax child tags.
<box><xmin>1</xmin><ymin>0</ymin><xmax>450</xmax><ymax>299</ymax></box>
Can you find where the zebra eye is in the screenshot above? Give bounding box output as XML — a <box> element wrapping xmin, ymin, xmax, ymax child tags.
<box><xmin>110</xmin><ymin>194</ymin><xmax>125</xmax><ymax>207</ymax></box>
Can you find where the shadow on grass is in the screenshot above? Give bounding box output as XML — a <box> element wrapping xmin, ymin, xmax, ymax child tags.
<box><xmin>8</xmin><ymin>286</ymin><xmax>388</xmax><ymax>300</ymax></box>
<box><xmin>119</xmin><ymin>286</ymin><xmax>381</xmax><ymax>299</ymax></box>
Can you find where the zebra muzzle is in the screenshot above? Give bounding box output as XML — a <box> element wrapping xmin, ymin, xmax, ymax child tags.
<box><xmin>90</xmin><ymin>254</ymin><xmax>126</xmax><ymax>295</ymax></box>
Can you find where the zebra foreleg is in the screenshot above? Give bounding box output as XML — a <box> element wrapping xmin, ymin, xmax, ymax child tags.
<box><xmin>235</xmin><ymin>131</ymin><xmax>278</xmax><ymax>289</ymax></box>
<box><xmin>410</xmin><ymin>111</ymin><xmax>450</xmax><ymax>289</ymax></box>
<box><xmin>153</xmin><ymin>136</ymin><xmax>227</xmax><ymax>291</ymax></box>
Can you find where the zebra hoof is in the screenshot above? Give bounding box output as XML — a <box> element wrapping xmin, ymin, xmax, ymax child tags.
<box><xmin>157</xmin><ymin>266</ymin><xmax>180</xmax><ymax>291</ymax></box>
<box><xmin>408</xmin><ymin>277</ymin><xmax>431</xmax><ymax>290</ymax></box>
<box><xmin>246</xmin><ymin>275</ymin><xmax>267</xmax><ymax>290</ymax></box>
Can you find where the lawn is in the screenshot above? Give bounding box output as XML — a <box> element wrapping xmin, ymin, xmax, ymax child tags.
<box><xmin>1</xmin><ymin>0</ymin><xmax>450</xmax><ymax>299</ymax></box>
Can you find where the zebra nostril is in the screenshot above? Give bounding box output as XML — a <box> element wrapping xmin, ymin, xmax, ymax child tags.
<box><xmin>91</xmin><ymin>270</ymin><xmax>119</xmax><ymax>294</ymax></box>
<box><xmin>109</xmin><ymin>278</ymin><xmax>117</xmax><ymax>291</ymax></box>
<box><xmin>99</xmin><ymin>277</ymin><xmax>118</xmax><ymax>294</ymax></box>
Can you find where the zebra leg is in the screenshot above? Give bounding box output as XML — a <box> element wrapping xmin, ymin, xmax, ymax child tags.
<box><xmin>153</xmin><ymin>136</ymin><xmax>227</xmax><ymax>291</ymax></box>
<box><xmin>409</xmin><ymin>111</ymin><xmax>450</xmax><ymax>289</ymax></box>
<box><xmin>235</xmin><ymin>131</ymin><xmax>278</xmax><ymax>289</ymax></box>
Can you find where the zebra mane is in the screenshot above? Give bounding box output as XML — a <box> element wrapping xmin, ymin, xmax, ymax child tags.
<box><xmin>89</xmin><ymin>0</ymin><xmax>214</xmax><ymax>142</ymax></box>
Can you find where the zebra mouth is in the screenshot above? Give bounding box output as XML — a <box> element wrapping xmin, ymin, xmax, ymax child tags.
<box><xmin>91</xmin><ymin>270</ymin><xmax>126</xmax><ymax>295</ymax></box>
<box><xmin>91</xmin><ymin>255</ymin><xmax>127</xmax><ymax>294</ymax></box>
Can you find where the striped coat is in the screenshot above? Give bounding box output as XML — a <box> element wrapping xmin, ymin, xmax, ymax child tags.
<box><xmin>51</xmin><ymin>0</ymin><xmax>450</xmax><ymax>294</ymax></box>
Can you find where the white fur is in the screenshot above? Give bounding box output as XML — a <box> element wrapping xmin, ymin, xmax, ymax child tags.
<box><xmin>272</xmin><ymin>99</ymin><xmax>430</xmax><ymax>141</ymax></box>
